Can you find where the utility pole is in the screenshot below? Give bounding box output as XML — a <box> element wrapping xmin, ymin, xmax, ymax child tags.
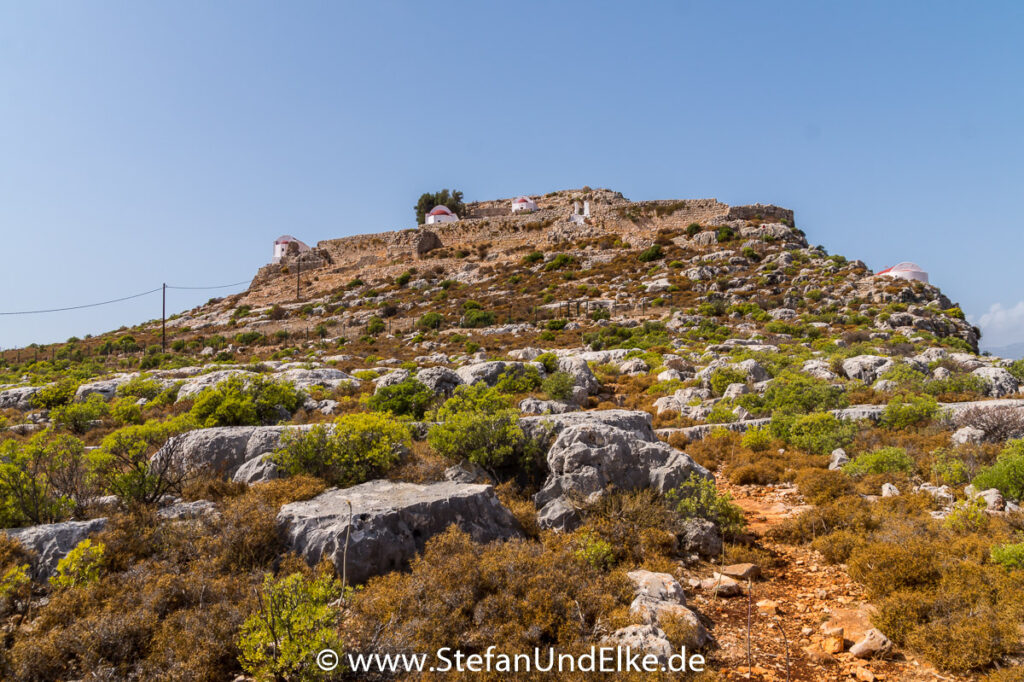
<box><xmin>161</xmin><ymin>283</ymin><xmax>167</xmax><ymax>352</ymax></box>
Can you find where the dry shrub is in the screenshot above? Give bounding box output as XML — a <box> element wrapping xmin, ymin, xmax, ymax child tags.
<box><xmin>580</xmin><ymin>489</ymin><xmax>681</xmax><ymax>566</ymax></box>
<box><xmin>494</xmin><ymin>480</ymin><xmax>540</xmax><ymax>539</ymax></box>
<box><xmin>345</xmin><ymin>527</ymin><xmax>634</xmax><ymax>657</ymax></box>
<box><xmin>954</xmin><ymin>406</ymin><xmax>1024</xmax><ymax>443</ymax></box>
<box><xmin>388</xmin><ymin>439</ymin><xmax>449</xmax><ymax>483</ymax></box>
<box><xmin>728</xmin><ymin>461</ymin><xmax>782</xmax><ymax>485</ymax></box>
<box><xmin>810</xmin><ymin>528</ymin><xmax>864</xmax><ymax>564</ymax></box>
<box><xmin>685</xmin><ymin>430</ymin><xmax>742</xmax><ymax>470</ymax></box>
<box><xmin>768</xmin><ymin>496</ymin><xmax>876</xmax><ymax>544</ymax></box>
<box><xmin>6</xmin><ymin>556</ymin><xmax>253</xmax><ymax>681</ymax></box>
<box><xmin>793</xmin><ymin>468</ymin><xmax>854</xmax><ymax>505</ymax></box>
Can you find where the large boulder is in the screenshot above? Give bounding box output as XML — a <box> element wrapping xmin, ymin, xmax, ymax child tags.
<box><xmin>556</xmin><ymin>356</ymin><xmax>599</xmax><ymax>394</ymax></box>
<box><xmin>0</xmin><ymin>386</ymin><xmax>40</xmax><ymax>411</ymax></box>
<box><xmin>151</xmin><ymin>425</ymin><xmax>314</xmax><ymax>479</ymax></box>
<box><xmin>519</xmin><ymin>409</ymin><xmax>656</xmax><ymax>443</ymax></box>
<box><xmin>971</xmin><ymin>367</ymin><xmax>1020</xmax><ymax>398</ymax></box>
<box><xmin>415</xmin><ymin>366</ymin><xmax>464</xmax><ymax>397</ymax></box>
<box><xmin>277</xmin><ymin>480</ymin><xmax>523</xmax><ymax>585</ymax></box>
<box><xmin>4</xmin><ymin>518</ymin><xmax>108</xmax><ymax>580</ymax></box>
<box><xmin>455</xmin><ymin>361</ymin><xmax>540</xmax><ymax>387</ymax></box>
<box><xmin>842</xmin><ymin>355</ymin><xmax>893</xmax><ymax>383</ymax></box>
<box><xmin>278</xmin><ymin>368</ymin><xmax>359</xmax><ymax>392</ymax></box>
<box><xmin>533</xmin><ymin>423</ymin><xmax>711</xmax><ymax>531</ymax></box>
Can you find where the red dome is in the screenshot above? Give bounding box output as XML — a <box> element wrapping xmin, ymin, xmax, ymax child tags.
<box><xmin>429</xmin><ymin>206</ymin><xmax>452</xmax><ymax>215</ymax></box>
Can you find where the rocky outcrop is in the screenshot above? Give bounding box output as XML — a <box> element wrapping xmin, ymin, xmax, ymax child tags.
<box><xmin>151</xmin><ymin>425</ymin><xmax>315</xmax><ymax>480</ymax></box>
<box><xmin>626</xmin><ymin>570</ymin><xmax>710</xmax><ymax>649</ymax></box>
<box><xmin>0</xmin><ymin>386</ymin><xmax>40</xmax><ymax>411</ymax></box>
<box><xmin>534</xmin><ymin>422</ymin><xmax>711</xmax><ymax>531</ymax></box>
<box><xmin>971</xmin><ymin>367</ymin><xmax>1020</xmax><ymax>398</ymax></box>
<box><xmin>455</xmin><ymin>361</ymin><xmax>542</xmax><ymax>387</ymax></box>
<box><xmin>4</xmin><ymin>518</ymin><xmax>108</xmax><ymax>580</ymax></box>
<box><xmin>520</xmin><ymin>409</ymin><xmax>656</xmax><ymax>443</ymax></box>
<box><xmin>277</xmin><ymin>480</ymin><xmax>523</xmax><ymax>585</ymax></box>
<box><xmin>415</xmin><ymin>366</ymin><xmax>463</xmax><ymax>396</ymax></box>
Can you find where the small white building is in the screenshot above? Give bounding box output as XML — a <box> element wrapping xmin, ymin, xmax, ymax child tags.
<box><xmin>511</xmin><ymin>196</ymin><xmax>538</xmax><ymax>213</ymax></box>
<box><xmin>272</xmin><ymin>235</ymin><xmax>310</xmax><ymax>263</ymax></box>
<box><xmin>569</xmin><ymin>200</ymin><xmax>591</xmax><ymax>225</ymax></box>
<box><xmin>876</xmin><ymin>262</ymin><xmax>929</xmax><ymax>284</ymax></box>
<box><xmin>425</xmin><ymin>205</ymin><xmax>459</xmax><ymax>225</ymax></box>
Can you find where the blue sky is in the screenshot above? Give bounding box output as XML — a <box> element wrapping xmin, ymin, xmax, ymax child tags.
<box><xmin>1</xmin><ymin>1</ymin><xmax>1022</xmax><ymax>351</ymax></box>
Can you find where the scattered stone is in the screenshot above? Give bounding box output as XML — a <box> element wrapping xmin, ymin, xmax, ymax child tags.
<box><xmin>849</xmin><ymin>628</ymin><xmax>893</xmax><ymax>659</ymax></box>
<box><xmin>679</xmin><ymin>518</ymin><xmax>723</xmax><ymax>557</ymax></box>
<box><xmin>719</xmin><ymin>563</ymin><xmax>761</xmax><ymax>580</ymax></box>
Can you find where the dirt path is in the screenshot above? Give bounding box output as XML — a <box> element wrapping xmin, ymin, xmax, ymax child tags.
<box><xmin>689</xmin><ymin>477</ymin><xmax>970</xmax><ymax>682</ymax></box>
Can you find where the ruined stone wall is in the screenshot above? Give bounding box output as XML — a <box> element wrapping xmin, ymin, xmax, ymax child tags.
<box><xmin>726</xmin><ymin>203</ymin><xmax>794</xmax><ymax>224</ymax></box>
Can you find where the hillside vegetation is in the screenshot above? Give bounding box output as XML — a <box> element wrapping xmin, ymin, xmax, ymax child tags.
<box><xmin>0</xmin><ymin>189</ymin><xmax>1021</xmax><ymax>681</ymax></box>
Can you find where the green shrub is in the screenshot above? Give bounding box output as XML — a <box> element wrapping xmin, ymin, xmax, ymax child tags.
<box><xmin>685</xmin><ymin>222</ymin><xmax>701</xmax><ymax>237</ymax></box>
<box><xmin>365</xmin><ymin>378</ymin><xmax>434</xmax><ymax>419</ymax></box>
<box><xmin>522</xmin><ymin>251</ymin><xmax>543</xmax><ymax>265</ymax></box>
<box><xmin>1006</xmin><ymin>359</ymin><xmax>1024</xmax><ymax>383</ymax></box>
<box><xmin>190</xmin><ymin>375</ymin><xmax>304</xmax><ymax>427</ymax></box>
<box><xmin>573</xmin><ymin>531</ymin><xmax>615</xmax><ymax>570</ymax></box>
<box><xmin>880</xmin><ymin>393</ymin><xmax>939</xmax><ymax>429</ymax></box>
<box><xmin>715</xmin><ymin>225</ymin><xmax>735</xmax><ymax>242</ymax></box>
<box><xmin>31</xmin><ymin>378</ymin><xmax>79</xmax><ymax>409</ymax></box>
<box><xmin>706</xmin><ymin>403</ymin><xmax>737</xmax><ymax>424</ymax></box>
<box><xmin>367</xmin><ymin>316</ymin><xmax>386</xmax><ymax>335</ymax></box>
<box><xmin>50</xmin><ymin>538</ymin><xmax>105</xmax><ymax>589</ymax></box>
<box><xmin>51</xmin><ymin>394</ymin><xmax>110</xmax><ymax>434</ymax></box>
<box><xmin>117</xmin><ymin>376</ymin><xmax>165</xmax><ymax>400</ymax></box>
<box><xmin>546</xmin><ymin>318</ymin><xmax>567</xmax><ymax>331</ymax></box>
<box><xmin>972</xmin><ymin>439</ymin><xmax>1024</xmax><ymax>501</ymax></box>
<box><xmin>842</xmin><ymin>447</ymin><xmax>915</xmax><ymax>477</ymax></box>
<box><xmin>544</xmin><ymin>253</ymin><xmax>573</xmax><ymax>271</ymax></box>
<box><xmin>110</xmin><ymin>397</ymin><xmax>143</xmax><ymax>426</ymax></box>
<box><xmin>763</xmin><ymin>370</ymin><xmax>846</xmax><ymax>416</ymax></box>
<box><xmin>667</xmin><ymin>474</ymin><xmax>745</xmax><ymax>536</ymax></box>
<box><xmin>542</xmin><ymin>371</ymin><xmax>576</xmax><ymax>401</ymax></box>
<box><xmin>234</xmin><ymin>331</ymin><xmax>264</xmax><ymax>345</ymax></box>
<box><xmin>394</xmin><ymin>270</ymin><xmax>412</xmax><ymax>287</ymax></box>
<box><xmin>90</xmin><ymin>415</ymin><xmax>195</xmax><ymax>504</ymax></box>
<box><xmin>930</xmin><ymin>448</ymin><xmax>970</xmax><ymax>486</ymax></box>
<box><xmin>238</xmin><ymin>569</ymin><xmax>344</xmax><ymax>681</ymax></box>
<box><xmin>0</xmin><ymin>434</ymin><xmax>88</xmax><ymax>526</ymax></box>
<box><xmin>427</xmin><ymin>386</ymin><xmax>528</xmax><ymax>472</ymax></box>
<box><xmin>709</xmin><ymin>367</ymin><xmax>747</xmax><ymax>396</ymax></box>
<box><xmin>494</xmin><ymin>367</ymin><xmax>542</xmax><ymax>394</ymax></box>
<box><xmin>990</xmin><ymin>542</ymin><xmax>1024</xmax><ymax>569</ymax></box>
<box><xmin>590</xmin><ymin>307</ymin><xmax>611</xmax><ymax>321</ymax></box>
<box><xmin>637</xmin><ymin>244</ymin><xmax>663</xmax><ymax>262</ymax></box>
<box><xmin>785</xmin><ymin>412</ymin><xmax>856</xmax><ymax>454</ymax></box>
<box><xmin>740</xmin><ymin>427</ymin><xmax>772</xmax><ymax>452</ymax></box>
<box><xmin>534</xmin><ymin>352</ymin><xmax>559</xmax><ymax>374</ymax></box>
<box><xmin>273</xmin><ymin>414</ymin><xmax>409</xmax><ymax>487</ymax></box>
<box><xmin>418</xmin><ymin>311</ymin><xmax>444</xmax><ymax>330</ymax></box>
<box><xmin>461</xmin><ymin>308</ymin><xmax>495</xmax><ymax>328</ymax></box>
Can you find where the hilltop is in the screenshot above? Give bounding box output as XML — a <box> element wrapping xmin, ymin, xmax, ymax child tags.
<box><xmin>0</xmin><ymin>189</ymin><xmax>1021</xmax><ymax>682</ymax></box>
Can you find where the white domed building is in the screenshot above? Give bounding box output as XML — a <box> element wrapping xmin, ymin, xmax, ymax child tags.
<box><xmin>272</xmin><ymin>235</ymin><xmax>311</xmax><ymax>263</ymax></box>
<box><xmin>425</xmin><ymin>205</ymin><xmax>459</xmax><ymax>225</ymax></box>
<box><xmin>511</xmin><ymin>196</ymin><xmax>538</xmax><ymax>213</ymax></box>
<box><xmin>876</xmin><ymin>262</ymin><xmax>929</xmax><ymax>284</ymax></box>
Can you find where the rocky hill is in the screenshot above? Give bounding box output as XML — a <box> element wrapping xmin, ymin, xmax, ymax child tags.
<box><xmin>0</xmin><ymin>189</ymin><xmax>1020</xmax><ymax>681</ymax></box>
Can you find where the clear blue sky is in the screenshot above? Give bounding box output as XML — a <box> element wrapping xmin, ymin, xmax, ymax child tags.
<box><xmin>1</xmin><ymin>1</ymin><xmax>1022</xmax><ymax>351</ymax></box>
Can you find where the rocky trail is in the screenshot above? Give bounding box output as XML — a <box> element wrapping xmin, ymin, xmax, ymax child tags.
<box><xmin>695</xmin><ymin>478</ymin><xmax>970</xmax><ymax>682</ymax></box>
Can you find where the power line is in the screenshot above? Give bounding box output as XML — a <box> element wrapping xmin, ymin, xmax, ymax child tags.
<box><xmin>0</xmin><ymin>287</ymin><xmax>162</xmax><ymax>316</ymax></box>
<box><xmin>0</xmin><ymin>279</ymin><xmax>250</xmax><ymax>316</ymax></box>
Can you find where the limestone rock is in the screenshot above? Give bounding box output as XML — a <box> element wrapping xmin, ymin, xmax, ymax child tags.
<box><xmin>971</xmin><ymin>366</ymin><xmax>1020</xmax><ymax>398</ymax></box>
<box><xmin>4</xmin><ymin>518</ymin><xmax>108</xmax><ymax>580</ymax></box>
<box><xmin>533</xmin><ymin>423</ymin><xmax>710</xmax><ymax>531</ymax></box>
<box><xmin>277</xmin><ymin>480</ymin><xmax>522</xmax><ymax>585</ymax></box>
<box><xmin>849</xmin><ymin>628</ymin><xmax>892</xmax><ymax>659</ymax></box>
<box><xmin>414</xmin><ymin>366</ymin><xmax>463</xmax><ymax>396</ymax></box>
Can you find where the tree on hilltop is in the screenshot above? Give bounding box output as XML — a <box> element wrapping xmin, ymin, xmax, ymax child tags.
<box><xmin>415</xmin><ymin>189</ymin><xmax>465</xmax><ymax>224</ymax></box>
